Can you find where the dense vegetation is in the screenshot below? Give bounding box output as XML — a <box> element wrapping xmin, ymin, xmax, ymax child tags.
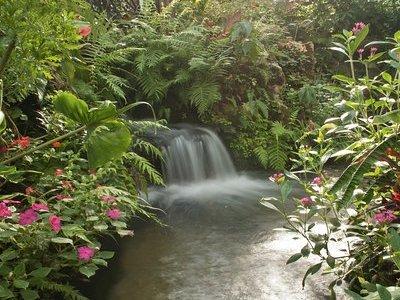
<box><xmin>0</xmin><ymin>0</ymin><xmax>400</xmax><ymax>298</ymax></box>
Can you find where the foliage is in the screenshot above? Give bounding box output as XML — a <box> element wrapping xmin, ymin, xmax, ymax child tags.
<box><xmin>262</xmin><ymin>26</ymin><xmax>400</xmax><ymax>298</ymax></box>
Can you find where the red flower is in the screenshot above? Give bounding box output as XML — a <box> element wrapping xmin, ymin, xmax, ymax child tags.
<box><xmin>78</xmin><ymin>25</ymin><xmax>91</xmax><ymax>38</ymax></box>
<box><xmin>52</xmin><ymin>141</ymin><xmax>61</xmax><ymax>148</ymax></box>
<box><xmin>374</xmin><ymin>210</ymin><xmax>397</xmax><ymax>224</ymax></box>
<box><xmin>311</xmin><ymin>177</ymin><xmax>323</xmax><ymax>186</ymax></box>
<box><xmin>11</xmin><ymin>136</ymin><xmax>30</xmax><ymax>149</ymax></box>
<box><xmin>392</xmin><ymin>192</ymin><xmax>400</xmax><ymax>203</ymax></box>
<box><xmin>49</xmin><ymin>215</ymin><xmax>62</xmax><ymax>233</ymax></box>
<box><xmin>54</xmin><ymin>168</ymin><xmax>64</xmax><ymax>176</ymax></box>
<box><xmin>269</xmin><ymin>173</ymin><xmax>284</xmax><ymax>184</ymax></box>
<box><xmin>0</xmin><ymin>146</ymin><xmax>8</xmax><ymax>153</ymax></box>
<box><xmin>352</xmin><ymin>22</ymin><xmax>366</xmax><ymax>35</ymax></box>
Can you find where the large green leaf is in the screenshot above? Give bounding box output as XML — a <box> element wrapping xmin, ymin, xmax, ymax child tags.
<box><xmin>349</xmin><ymin>25</ymin><xmax>370</xmax><ymax>55</ymax></box>
<box><xmin>86</xmin><ymin>121</ymin><xmax>132</xmax><ymax>168</ymax></box>
<box><xmin>374</xmin><ymin>110</ymin><xmax>400</xmax><ymax>124</ymax></box>
<box><xmin>53</xmin><ymin>92</ymin><xmax>89</xmax><ymax>124</ymax></box>
<box><xmin>0</xmin><ymin>111</ymin><xmax>6</xmax><ymax>134</ymax></box>
<box><xmin>88</xmin><ymin>101</ymin><xmax>117</xmax><ymax>125</ymax></box>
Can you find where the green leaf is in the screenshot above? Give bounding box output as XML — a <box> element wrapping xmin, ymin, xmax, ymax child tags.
<box><xmin>51</xmin><ymin>237</ymin><xmax>73</xmax><ymax>245</ymax></box>
<box><xmin>20</xmin><ymin>289</ymin><xmax>39</xmax><ymax>300</ymax></box>
<box><xmin>0</xmin><ymin>249</ymin><xmax>18</xmax><ymax>261</ymax></box>
<box><xmin>374</xmin><ymin>110</ymin><xmax>400</xmax><ymax>124</ymax></box>
<box><xmin>345</xmin><ymin>289</ymin><xmax>364</xmax><ymax>300</ymax></box>
<box><xmin>0</xmin><ymin>286</ymin><xmax>14</xmax><ymax>299</ymax></box>
<box><xmin>260</xmin><ymin>198</ymin><xmax>281</xmax><ymax>213</ymax></box>
<box><xmin>79</xmin><ymin>264</ymin><xmax>98</xmax><ymax>278</ymax></box>
<box><xmin>88</xmin><ymin>101</ymin><xmax>117</xmax><ymax>125</ymax></box>
<box><xmin>0</xmin><ymin>111</ymin><xmax>6</xmax><ymax>133</ymax></box>
<box><xmin>329</xmin><ymin>47</ymin><xmax>348</xmax><ymax>56</ymax></box>
<box><xmin>376</xmin><ymin>284</ymin><xmax>392</xmax><ymax>300</ymax></box>
<box><xmin>350</xmin><ymin>25</ymin><xmax>370</xmax><ymax>55</ymax></box>
<box><xmin>92</xmin><ymin>258</ymin><xmax>108</xmax><ymax>267</ymax></box>
<box><xmin>280</xmin><ymin>180</ymin><xmax>292</xmax><ymax>202</ymax></box>
<box><xmin>96</xmin><ymin>251</ymin><xmax>114</xmax><ymax>259</ymax></box>
<box><xmin>302</xmin><ymin>262</ymin><xmax>322</xmax><ymax>287</ymax></box>
<box><xmin>29</xmin><ymin>267</ymin><xmax>52</xmax><ymax>278</ymax></box>
<box><xmin>14</xmin><ymin>262</ymin><xmax>26</xmax><ymax>277</ymax></box>
<box><xmin>326</xmin><ymin>256</ymin><xmax>335</xmax><ymax>268</ymax></box>
<box><xmin>86</xmin><ymin>121</ymin><xmax>132</xmax><ymax>169</ymax></box>
<box><xmin>389</xmin><ymin>229</ymin><xmax>400</xmax><ymax>252</ymax></box>
<box><xmin>14</xmin><ymin>279</ymin><xmax>29</xmax><ymax>289</ymax></box>
<box><xmin>286</xmin><ymin>253</ymin><xmax>302</xmax><ymax>264</ymax></box>
<box><xmin>53</xmin><ymin>92</ymin><xmax>89</xmax><ymax>124</ymax></box>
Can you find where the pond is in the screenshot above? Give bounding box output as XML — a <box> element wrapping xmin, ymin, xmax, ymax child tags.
<box><xmin>85</xmin><ymin>127</ymin><xmax>332</xmax><ymax>300</ymax></box>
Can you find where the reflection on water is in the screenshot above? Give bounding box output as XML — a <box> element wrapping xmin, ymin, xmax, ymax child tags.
<box><xmin>87</xmin><ymin>174</ymin><xmax>335</xmax><ymax>300</ymax></box>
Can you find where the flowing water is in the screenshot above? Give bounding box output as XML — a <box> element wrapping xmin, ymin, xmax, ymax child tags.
<box><xmin>87</xmin><ymin>126</ymin><xmax>333</xmax><ymax>300</ymax></box>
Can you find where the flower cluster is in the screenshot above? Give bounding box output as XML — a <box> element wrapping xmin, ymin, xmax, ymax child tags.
<box><xmin>352</xmin><ymin>22</ymin><xmax>366</xmax><ymax>35</ymax></box>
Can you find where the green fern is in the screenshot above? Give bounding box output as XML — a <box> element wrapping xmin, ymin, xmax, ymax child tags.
<box><xmin>32</xmin><ymin>280</ymin><xmax>88</xmax><ymax>300</ymax></box>
<box><xmin>187</xmin><ymin>81</ymin><xmax>221</xmax><ymax>115</ymax></box>
<box><xmin>124</xmin><ymin>152</ymin><xmax>164</xmax><ymax>186</ymax></box>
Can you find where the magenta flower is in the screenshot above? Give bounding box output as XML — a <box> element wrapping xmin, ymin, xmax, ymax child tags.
<box><xmin>54</xmin><ymin>168</ymin><xmax>64</xmax><ymax>176</ymax></box>
<box><xmin>101</xmin><ymin>195</ymin><xmax>117</xmax><ymax>203</ymax></box>
<box><xmin>78</xmin><ymin>25</ymin><xmax>91</xmax><ymax>38</ymax></box>
<box><xmin>25</xmin><ymin>186</ymin><xmax>35</xmax><ymax>196</ymax></box>
<box><xmin>370</xmin><ymin>47</ymin><xmax>378</xmax><ymax>56</ymax></box>
<box><xmin>31</xmin><ymin>203</ymin><xmax>49</xmax><ymax>212</ymax></box>
<box><xmin>311</xmin><ymin>177</ymin><xmax>322</xmax><ymax>186</ymax></box>
<box><xmin>357</xmin><ymin>48</ymin><xmax>365</xmax><ymax>59</ymax></box>
<box><xmin>19</xmin><ymin>209</ymin><xmax>39</xmax><ymax>226</ymax></box>
<box><xmin>77</xmin><ymin>246</ymin><xmax>95</xmax><ymax>262</ymax></box>
<box><xmin>106</xmin><ymin>209</ymin><xmax>121</xmax><ymax>220</ymax></box>
<box><xmin>49</xmin><ymin>215</ymin><xmax>62</xmax><ymax>233</ymax></box>
<box><xmin>374</xmin><ymin>210</ymin><xmax>397</xmax><ymax>224</ymax></box>
<box><xmin>55</xmin><ymin>194</ymin><xmax>70</xmax><ymax>201</ymax></box>
<box><xmin>0</xmin><ymin>203</ymin><xmax>12</xmax><ymax>218</ymax></box>
<box><xmin>269</xmin><ymin>173</ymin><xmax>284</xmax><ymax>184</ymax></box>
<box><xmin>300</xmin><ymin>197</ymin><xmax>314</xmax><ymax>207</ymax></box>
<box><xmin>352</xmin><ymin>22</ymin><xmax>366</xmax><ymax>35</ymax></box>
<box><xmin>2</xmin><ymin>199</ymin><xmax>21</xmax><ymax>205</ymax></box>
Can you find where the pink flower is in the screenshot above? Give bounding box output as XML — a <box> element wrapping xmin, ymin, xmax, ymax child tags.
<box><xmin>374</xmin><ymin>210</ymin><xmax>397</xmax><ymax>224</ymax></box>
<box><xmin>370</xmin><ymin>47</ymin><xmax>378</xmax><ymax>56</ymax></box>
<box><xmin>55</xmin><ymin>194</ymin><xmax>70</xmax><ymax>201</ymax></box>
<box><xmin>0</xmin><ymin>146</ymin><xmax>8</xmax><ymax>153</ymax></box>
<box><xmin>54</xmin><ymin>168</ymin><xmax>64</xmax><ymax>176</ymax></box>
<box><xmin>19</xmin><ymin>209</ymin><xmax>38</xmax><ymax>226</ymax></box>
<box><xmin>2</xmin><ymin>199</ymin><xmax>21</xmax><ymax>205</ymax></box>
<box><xmin>78</xmin><ymin>25</ymin><xmax>91</xmax><ymax>38</ymax></box>
<box><xmin>352</xmin><ymin>22</ymin><xmax>366</xmax><ymax>35</ymax></box>
<box><xmin>300</xmin><ymin>197</ymin><xmax>314</xmax><ymax>207</ymax></box>
<box><xmin>0</xmin><ymin>203</ymin><xmax>12</xmax><ymax>218</ymax></box>
<box><xmin>269</xmin><ymin>173</ymin><xmax>284</xmax><ymax>184</ymax></box>
<box><xmin>357</xmin><ymin>48</ymin><xmax>365</xmax><ymax>59</ymax></box>
<box><xmin>100</xmin><ymin>195</ymin><xmax>117</xmax><ymax>203</ymax></box>
<box><xmin>62</xmin><ymin>180</ymin><xmax>74</xmax><ymax>190</ymax></box>
<box><xmin>31</xmin><ymin>203</ymin><xmax>49</xmax><ymax>212</ymax></box>
<box><xmin>106</xmin><ymin>209</ymin><xmax>121</xmax><ymax>220</ymax></box>
<box><xmin>311</xmin><ymin>177</ymin><xmax>323</xmax><ymax>186</ymax></box>
<box><xmin>77</xmin><ymin>246</ymin><xmax>95</xmax><ymax>262</ymax></box>
<box><xmin>49</xmin><ymin>215</ymin><xmax>62</xmax><ymax>233</ymax></box>
<box><xmin>11</xmin><ymin>136</ymin><xmax>30</xmax><ymax>149</ymax></box>
<box><xmin>25</xmin><ymin>186</ymin><xmax>35</xmax><ymax>196</ymax></box>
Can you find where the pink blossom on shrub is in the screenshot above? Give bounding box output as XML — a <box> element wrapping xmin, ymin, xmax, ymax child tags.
<box><xmin>25</xmin><ymin>186</ymin><xmax>35</xmax><ymax>195</ymax></box>
<box><xmin>31</xmin><ymin>203</ymin><xmax>49</xmax><ymax>212</ymax></box>
<box><xmin>311</xmin><ymin>177</ymin><xmax>322</xmax><ymax>186</ymax></box>
<box><xmin>62</xmin><ymin>180</ymin><xmax>74</xmax><ymax>190</ymax></box>
<box><xmin>269</xmin><ymin>173</ymin><xmax>284</xmax><ymax>184</ymax></box>
<box><xmin>370</xmin><ymin>47</ymin><xmax>378</xmax><ymax>56</ymax></box>
<box><xmin>78</xmin><ymin>25</ymin><xmax>91</xmax><ymax>38</ymax></box>
<box><xmin>49</xmin><ymin>215</ymin><xmax>62</xmax><ymax>233</ymax></box>
<box><xmin>374</xmin><ymin>210</ymin><xmax>397</xmax><ymax>224</ymax></box>
<box><xmin>101</xmin><ymin>195</ymin><xmax>117</xmax><ymax>203</ymax></box>
<box><xmin>54</xmin><ymin>168</ymin><xmax>64</xmax><ymax>176</ymax></box>
<box><xmin>352</xmin><ymin>22</ymin><xmax>366</xmax><ymax>35</ymax></box>
<box><xmin>106</xmin><ymin>208</ymin><xmax>121</xmax><ymax>220</ymax></box>
<box><xmin>55</xmin><ymin>194</ymin><xmax>70</xmax><ymax>201</ymax></box>
<box><xmin>357</xmin><ymin>48</ymin><xmax>365</xmax><ymax>59</ymax></box>
<box><xmin>300</xmin><ymin>197</ymin><xmax>314</xmax><ymax>207</ymax></box>
<box><xmin>2</xmin><ymin>199</ymin><xmax>21</xmax><ymax>205</ymax></box>
<box><xmin>19</xmin><ymin>209</ymin><xmax>39</xmax><ymax>226</ymax></box>
<box><xmin>51</xmin><ymin>141</ymin><xmax>61</xmax><ymax>148</ymax></box>
<box><xmin>0</xmin><ymin>203</ymin><xmax>12</xmax><ymax>218</ymax></box>
<box><xmin>77</xmin><ymin>246</ymin><xmax>95</xmax><ymax>262</ymax></box>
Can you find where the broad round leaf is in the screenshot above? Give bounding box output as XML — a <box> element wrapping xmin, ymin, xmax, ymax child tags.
<box><xmin>53</xmin><ymin>92</ymin><xmax>89</xmax><ymax>124</ymax></box>
<box><xmin>86</xmin><ymin>121</ymin><xmax>132</xmax><ymax>169</ymax></box>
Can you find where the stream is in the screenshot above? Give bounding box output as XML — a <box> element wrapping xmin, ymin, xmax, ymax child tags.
<box><xmin>86</xmin><ymin>126</ymin><xmax>333</xmax><ymax>300</ymax></box>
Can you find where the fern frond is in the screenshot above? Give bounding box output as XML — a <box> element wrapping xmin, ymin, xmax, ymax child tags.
<box><xmin>124</xmin><ymin>152</ymin><xmax>164</xmax><ymax>186</ymax></box>
<box><xmin>188</xmin><ymin>81</ymin><xmax>221</xmax><ymax>115</ymax></box>
<box><xmin>32</xmin><ymin>281</ymin><xmax>88</xmax><ymax>300</ymax></box>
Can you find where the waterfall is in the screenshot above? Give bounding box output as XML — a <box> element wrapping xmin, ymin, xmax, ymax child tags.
<box><xmin>161</xmin><ymin>126</ymin><xmax>236</xmax><ymax>184</ymax></box>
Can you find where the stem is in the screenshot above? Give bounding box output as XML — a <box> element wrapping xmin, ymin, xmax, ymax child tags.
<box><xmin>0</xmin><ymin>36</ymin><xmax>16</xmax><ymax>78</ymax></box>
<box><xmin>0</xmin><ymin>126</ymin><xmax>86</xmax><ymax>165</ymax></box>
<box><xmin>0</xmin><ymin>79</ymin><xmax>3</xmax><ymax>110</ymax></box>
<box><xmin>349</xmin><ymin>56</ymin><xmax>356</xmax><ymax>80</ymax></box>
